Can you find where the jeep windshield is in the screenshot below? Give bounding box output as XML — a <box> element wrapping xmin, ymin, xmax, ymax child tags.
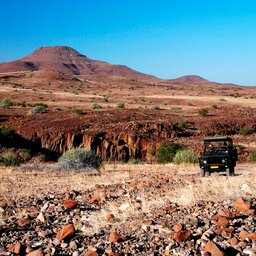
<box><xmin>204</xmin><ymin>140</ymin><xmax>232</xmax><ymax>155</ymax></box>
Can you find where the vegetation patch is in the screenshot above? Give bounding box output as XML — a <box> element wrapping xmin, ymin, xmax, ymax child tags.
<box><xmin>157</xmin><ymin>142</ymin><xmax>184</xmax><ymax>163</ymax></box>
<box><xmin>90</xmin><ymin>103</ymin><xmax>102</xmax><ymax>109</ymax></box>
<box><xmin>51</xmin><ymin>148</ymin><xmax>102</xmax><ymax>172</ymax></box>
<box><xmin>198</xmin><ymin>108</ymin><xmax>208</xmax><ymax>116</ymax></box>
<box><xmin>173</xmin><ymin>150</ymin><xmax>198</xmax><ymax>164</ymax></box>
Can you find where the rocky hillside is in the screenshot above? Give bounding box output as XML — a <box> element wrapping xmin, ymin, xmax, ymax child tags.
<box><xmin>0</xmin><ymin>46</ymin><xmax>159</xmax><ymax>82</ymax></box>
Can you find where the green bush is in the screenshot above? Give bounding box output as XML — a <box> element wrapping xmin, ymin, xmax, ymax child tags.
<box><xmin>17</xmin><ymin>149</ymin><xmax>32</xmax><ymax>162</ymax></box>
<box><xmin>238</xmin><ymin>126</ymin><xmax>253</xmax><ymax>135</ymax></box>
<box><xmin>173</xmin><ymin>150</ymin><xmax>198</xmax><ymax>164</ymax></box>
<box><xmin>0</xmin><ymin>99</ymin><xmax>12</xmax><ymax>109</ymax></box>
<box><xmin>29</xmin><ymin>105</ymin><xmax>47</xmax><ymax>115</ymax></box>
<box><xmin>248</xmin><ymin>152</ymin><xmax>256</xmax><ymax>162</ymax></box>
<box><xmin>172</xmin><ymin>107</ymin><xmax>182</xmax><ymax>111</ymax></box>
<box><xmin>116</xmin><ymin>103</ymin><xmax>125</xmax><ymax>109</ymax></box>
<box><xmin>211</xmin><ymin>104</ymin><xmax>218</xmax><ymax>109</ymax></box>
<box><xmin>90</xmin><ymin>103</ymin><xmax>102</xmax><ymax>109</ymax></box>
<box><xmin>176</xmin><ymin>121</ymin><xmax>190</xmax><ymax>129</ymax></box>
<box><xmin>17</xmin><ymin>102</ymin><xmax>27</xmax><ymax>107</ymax></box>
<box><xmin>73</xmin><ymin>109</ymin><xmax>84</xmax><ymax>115</ymax></box>
<box><xmin>0</xmin><ymin>127</ymin><xmax>15</xmax><ymax>138</ymax></box>
<box><xmin>130</xmin><ymin>158</ymin><xmax>140</xmax><ymax>164</ymax></box>
<box><xmin>219</xmin><ymin>98</ymin><xmax>226</xmax><ymax>102</ymax></box>
<box><xmin>198</xmin><ymin>108</ymin><xmax>208</xmax><ymax>116</ymax></box>
<box><xmin>152</xmin><ymin>105</ymin><xmax>160</xmax><ymax>110</ymax></box>
<box><xmin>0</xmin><ymin>151</ymin><xmax>20</xmax><ymax>166</ymax></box>
<box><xmin>57</xmin><ymin>148</ymin><xmax>102</xmax><ymax>171</ymax></box>
<box><xmin>157</xmin><ymin>142</ymin><xmax>184</xmax><ymax>163</ymax></box>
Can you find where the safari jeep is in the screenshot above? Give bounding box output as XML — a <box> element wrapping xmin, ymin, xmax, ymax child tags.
<box><xmin>199</xmin><ymin>137</ymin><xmax>238</xmax><ymax>177</ymax></box>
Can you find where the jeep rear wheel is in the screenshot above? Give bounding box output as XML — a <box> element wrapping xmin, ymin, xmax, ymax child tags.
<box><xmin>226</xmin><ymin>167</ymin><xmax>234</xmax><ymax>176</ymax></box>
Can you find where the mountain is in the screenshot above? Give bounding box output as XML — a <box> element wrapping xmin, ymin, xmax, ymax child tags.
<box><xmin>0</xmin><ymin>46</ymin><xmax>159</xmax><ymax>82</ymax></box>
<box><xmin>168</xmin><ymin>75</ymin><xmax>212</xmax><ymax>84</ymax></box>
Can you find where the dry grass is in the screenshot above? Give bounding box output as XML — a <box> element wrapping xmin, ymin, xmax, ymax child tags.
<box><xmin>1</xmin><ymin>163</ymin><xmax>256</xmax><ymax>232</ymax></box>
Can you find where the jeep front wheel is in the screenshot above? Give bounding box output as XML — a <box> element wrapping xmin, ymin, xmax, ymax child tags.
<box><xmin>200</xmin><ymin>168</ymin><xmax>205</xmax><ymax>177</ymax></box>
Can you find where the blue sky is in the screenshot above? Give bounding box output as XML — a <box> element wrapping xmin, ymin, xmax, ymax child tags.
<box><xmin>1</xmin><ymin>0</ymin><xmax>256</xmax><ymax>85</ymax></box>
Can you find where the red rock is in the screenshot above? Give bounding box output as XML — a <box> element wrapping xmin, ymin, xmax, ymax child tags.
<box><xmin>217</xmin><ymin>217</ymin><xmax>229</xmax><ymax>227</ymax></box>
<box><xmin>169</xmin><ymin>230</ymin><xmax>191</xmax><ymax>243</ymax></box>
<box><xmin>84</xmin><ymin>250</ymin><xmax>99</xmax><ymax>256</ymax></box>
<box><xmin>82</xmin><ymin>193</ymin><xmax>91</xmax><ymax>200</ymax></box>
<box><xmin>164</xmin><ymin>206</ymin><xmax>176</xmax><ymax>212</ymax></box>
<box><xmin>56</xmin><ymin>224</ymin><xmax>75</xmax><ymax>240</ymax></box>
<box><xmin>27</xmin><ymin>250</ymin><xmax>44</xmax><ymax>256</ymax></box>
<box><xmin>172</xmin><ymin>224</ymin><xmax>183</xmax><ymax>232</ymax></box>
<box><xmin>218</xmin><ymin>209</ymin><xmax>235</xmax><ymax>219</ymax></box>
<box><xmin>109</xmin><ymin>231</ymin><xmax>125</xmax><ymax>243</ymax></box>
<box><xmin>228</xmin><ymin>237</ymin><xmax>239</xmax><ymax>245</ymax></box>
<box><xmin>239</xmin><ymin>231</ymin><xmax>256</xmax><ymax>240</ymax></box>
<box><xmin>210</xmin><ymin>214</ymin><xmax>221</xmax><ymax>221</ymax></box>
<box><xmin>0</xmin><ymin>200</ymin><xmax>7</xmax><ymax>208</ymax></box>
<box><xmin>233</xmin><ymin>198</ymin><xmax>251</xmax><ymax>212</ymax></box>
<box><xmin>7</xmin><ymin>243</ymin><xmax>22</xmax><ymax>254</ymax></box>
<box><xmin>17</xmin><ymin>216</ymin><xmax>30</xmax><ymax>227</ymax></box>
<box><xmin>63</xmin><ymin>199</ymin><xmax>78</xmax><ymax>209</ymax></box>
<box><xmin>204</xmin><ymin>241</ymin><xmax>224</xmax><ymax>256</ymax></box>
<box><xmin>89</xmin><ymin>195</ymin><xmax>101</xmax><ymax>204</ymax></box>
<box><xmin>105</xmin><ymin>214</ymin><xmax>115</xmax><ymax>222</ymax></box>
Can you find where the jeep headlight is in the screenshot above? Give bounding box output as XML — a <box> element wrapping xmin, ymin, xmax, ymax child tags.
<box><xmin>221</xmin><ymin>159</ymin><xmax>226</xmax><ymax>163</ymax></box>
<box><xmin>203</xmin><ymin>160</ymin><xmax>207</xmax><ymax>164</ymax></box>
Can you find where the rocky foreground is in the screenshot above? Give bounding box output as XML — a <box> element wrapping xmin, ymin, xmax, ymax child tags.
<box><xmin>0</xmin><ymin>166</ymin><xmax>256</xmax><ymax>256</ymax></box>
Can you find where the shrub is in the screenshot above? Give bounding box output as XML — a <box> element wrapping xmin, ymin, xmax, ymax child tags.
<box><xmin>172</xmin><ymin>107</ymin><xmax>182</xmax><ymax>111</ymax></box>
<box><xmin>212</xmin><ymin>104</ymin><xmax>218</xmax><ymax>109</ymax></box>
<box><xmin>0</xmin><ymin>127</ymin><xmax>15</xmax><ymax>138</ymax></box>
<box><xmin>17</xmin><ymin>149</ymin><xmax>32</xmax><ymax>162</ymax></box>
<box><xmin>130</xmin><ymin>158</ymin><xmax>140</xmax><ymax>164</ymax></box>
<box><xmin>152</xmin><ymin>105</ymin><xmax>160</xmax><ymax>110</ymax></box>
<box><xmin>198</xmin><ymin>108</ymin><xmax>208</xmax><ymax>116</ymax></box>
<box><xmin>17</xmin><ymin>102</ymin><xmax>27</xmax><ymax>107</ymax></box>
<box><xmin>0</xmin><ymin>99</ymin><xmax>12</xmax><ymax>109</ymax></box>
<box><xmin>33</xmin><ymin>103</ymin><xmax>48</xmax><ymax>108</ymax></box>
<box><xmin>57</xmin><ymin>148</ymin><xmax>102</xmax><ymax>171</ymax></box>
<box><xmin>0</xmin><ymin>151</ymin><xmax>20</xmax><ymax>166</ymax></box>
<box><xmin>157</xmin><ymin>142</ymin><xmax>184</xmax><ymax>163</ymax></box>
<box><xmin>116</xmin><ymin>103</ymin><xmax>125</xmax><ymax>109</ymax></box>
<box><xmin>219</xmin><ymin>98</ymin><xmax>226</xmax><ymax>102</ymax></box>
<box><xmin>176</xmin><ymin>121</ymin><xmax>190</xmax><ymax>129</ymax></box>
<box><xmin>238</xmin><ymin>126</ymin><xmax>253</xmax><ymax>135</ymax></box>
<box><xmin>73</xmin><ymin>109</ymin><xmax>84</xmax><ymax>115</ymax></box>
<box><xmin>248</xmin><ymin>152</ymin><xmax>256</xmax><ymax>162</ymax></box>
<box><xmin>29</xmin><ymin>105</ymin><xmax>47</xmax><ymax>115</ymax></box>
<box><xmin>90</xmin><ymin>103</ymin><xmax>102</xmax><ymax>109</ymax></box>
<box><xmin>173</xmin><ymin>150</ymin><xmax>198</xmax><ymax>164</ymax></box>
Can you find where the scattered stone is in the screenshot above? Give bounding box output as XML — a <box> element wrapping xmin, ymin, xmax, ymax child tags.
<box><xmin>109</xmin><ymin>231</ymin><xmax>125</xmax><ymax>243</ymax></box>
<box><xmin>17</xmin><ymin>216</ymin><xmax>30</xmax><ymax>227</ymax></box>
<box><xmin>239</xmin><ymin>231</ymin><xmax>256</xmax><ymax>240</ymax></box>
<box><xmin>89</xmin><ymin>195</ymin><xmax>101</xmax><ymax>204</ymax></box>
<box><xmin>7</xmin><ymin>242</ymin><xmax>22</xmax><ymax>254</ymax></box>
<box><xmin>233</xmin><ymin>198</ymin><xmax>251</xmax><ymax>212</ymax></box>
<box><xmin>26</xmin><ymin>250</ymin><xmax>44</xmax><ymax>256</ymax></box>
<box><xmin>56</xmin><ymin>224</ymin><xmax>75</xmax><ymax>240</ymax></box>
<box><xmin>169</xmin><ymin>230</ymin><xmax>191</xmax><ymax>243</ymax></box>
<box><xmin>84</xmin><ymin>250</ymin><xmax>99</xmax><ymax>256</ymax></box>
<box><xmin>63</xmin><ymin>199</ymin><xmax>78</xmax><ymax>209</ymax></box>
<box><xmin>204</xmin><ymin>240</ymin><xmax>224</xmax><ymax>256</ymax></box>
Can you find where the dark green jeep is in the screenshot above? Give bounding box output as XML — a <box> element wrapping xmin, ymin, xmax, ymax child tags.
<box><xmin>199</xmin><ymin>137</ymin><xmax>238</xmax><ymax>177</ymax></box>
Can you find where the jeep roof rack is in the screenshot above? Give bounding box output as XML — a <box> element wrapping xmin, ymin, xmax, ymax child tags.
<box><xmin>203</xmin><ymin>136</ymin><xmax>232</xmax><ymax>142</ymax></box>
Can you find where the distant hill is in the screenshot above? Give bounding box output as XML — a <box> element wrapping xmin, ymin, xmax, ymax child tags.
<box><xmin>168</xmin><ymin>75</ymin><xmax>212</xmax><ymax>84</ymax></box>
<box><xmin>0</xmin><ymin>46</ymin><xmax>159</xmax><ymax>82</ymax></box>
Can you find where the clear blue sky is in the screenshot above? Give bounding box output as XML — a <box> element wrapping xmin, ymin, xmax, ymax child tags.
<box><xmin>1</xmin><ymin>0</ymin><xmax>256</xmax><ymax>85</ymax></box>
